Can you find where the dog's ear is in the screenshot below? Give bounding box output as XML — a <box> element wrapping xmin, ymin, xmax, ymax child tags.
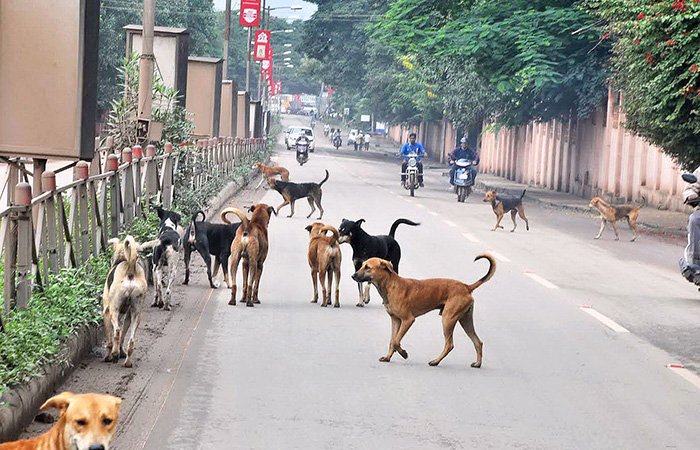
<box><xmin>107</xmin><ymin>238</ymin><xmax>121</xmax><ymax>251</ymax></box>
<box><xmin>380</xmin><ymin>260</ymin><xmax>394</xmax><ymax>272</ymax></box>
<box><xmin>305</xmin><ymin>224</ymin><xmax>313</xmax><ymax>233</ymax></box>
<box><xmin>268</xmin><ymin>206</ymin><xmax>278</xmax><ymax>216</ymax></box>
<box><xmin>171</xmin><ymin>212</ymin><xmax>182</xmax><ymax>225</ymax></box>
<box><xmin>41</xmin><ymin>392</ymin><xmax>75</xmax><ymax>415</ymax></box>
<box><xmin>356</xmin><ymin>219</ymin><xmax>365</xmax><ymax>226</ymax></box>
<box><xmin>247</xmin><ymin>205</ymin><xmax>256</xmax><ymax>213</ymax></box>
<box><xmin>155</xmin><ymin>206</ymin><xmax>165</xmax><ymax>220</ymax></box>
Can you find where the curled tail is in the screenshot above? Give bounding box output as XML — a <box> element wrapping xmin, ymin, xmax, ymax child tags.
<box><xmin>320</xmin><ymin>225</ymin><xmax>340</xmax><ymax>245</ymax></box>
<box><xmin>220</xmin><ymin>208</ymin><xmax>249</xmax><ymax>236</ymax></box>
<box><xmin>318</xmin><ymin>169</ymin><xmax>330</xmax><ymax>187</ymax></box>
<box><xmin>192</xmin><ymin>211</ymin><xmax>206</xmax><ymax>223</ymax></box>
<box><xmin>389</xmin><ymin>218</ymin><xmax>420</xmax><ymax>238</ymax></box>
<box><xmin>466</xmin><ymin>253</ymin><xmax>496</xmax><ymax>292</ymax></box>
<box><xmin>520</xmin><ymin>189</ymin><xmax>527</xmax><ymax>200</ymax></box>
<box><xmin>123</xmin><ymin>235</ymin><xmax>139</xmax><ymax>275</ymax></box>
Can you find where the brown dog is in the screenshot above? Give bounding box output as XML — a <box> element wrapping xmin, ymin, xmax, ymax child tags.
<box><xmin>589</xmin><ymin>196</ymin><xmax>644</xmax><ymax>241</ymax></box>
<box><xmin>483</xmin><ymin>190</ymin><xmax>529</xmax><ymax>232</ymax></box>
<box><xmin>0</xmin><ymin>392</ymin><xmax>121</xmax><ymax>450</ymax></box>
<box><xmin>305</xmin><ymin>222</ymin><xmax>342</xmax><ymax>307</ymax></box>
<box><xmin>254</xmin><ymin>162</ymin><xmax>290</xmax><ymax>182</ymax></box>
<box><xmin>221</xmin><ymin>204</ymin><xmax>276</xmax><ymax>307</ymax></box>
<box><xmin>351</xmin><ymin>254</ymin><xmax>496</xmax><ymax>367</ymax></box>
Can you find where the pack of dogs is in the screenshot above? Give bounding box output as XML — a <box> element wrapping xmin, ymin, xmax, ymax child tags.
<box><xmin>2</xmin><ymin>159</ymin><xmax>649</xmax><ymax>448</ymax></box>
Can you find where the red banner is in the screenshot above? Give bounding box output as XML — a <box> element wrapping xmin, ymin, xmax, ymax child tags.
<box><xmin>239</xmin><ymin>0</ymin><xmax>261</xmax><ymax>27</ymax></box>
<box><xmin>254</xmin><ymin>30</ymin><xmax>270</xmax><ymax>61</ymax></box>
<box><xmin>261</xmin><ymin>45</ymin><xmax>273</xmax><ymax>80</ymax></box>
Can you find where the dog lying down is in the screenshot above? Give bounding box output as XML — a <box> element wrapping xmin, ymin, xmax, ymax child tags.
<box><xmin>0</xmin><ymin>392</ymin><xmax>122</xmax><ymax>450</ymax></box>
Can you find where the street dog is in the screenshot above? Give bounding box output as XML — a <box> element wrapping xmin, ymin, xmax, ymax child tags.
<box><xmin>254</xmin><ymin>161</ymin><xmax>290</xmax><ymax>183</ymax></box>
<box><xmin>183</xmin><ymin>210</ymin><xmax>241</xmax><ymax>288</ymax></box>
<box><xmin>151</xmin><ymin>206</ymin><xmax>182</xmax><ymax>310</ymax></box>
<box><xmin>338</xmin><ymin>218</ymin><xmax>420</xmax><ymax>306</ymax></box>
<box><xmin>483</xmin><ymin>190</ymin><xmax>530</xmax><ymax>232</ymax></box>
<box><xmin>221</xmin><ymin>204</ymin><xmax>276</xmax><ymax>306</ymax></box>
<box><xmin>268</xmin><ymin>169</ymin><xmax>329</xmax><ymax>219</ymax></box>
<box><xmin>351</xmin><ymin>254</ymin><xmax>496</xmax><ymax>367</ymax></box>
<box><xmin>305</xmin><ymin>222</ymin><xmax>342</xmax><ymax>307</ymax></box>
<box><xmin>0</xmin><ymin>392</ymin><xmax>122</xmax><ymax>450</ymax></box>
<box><xmin>103</xmin><ymin>235</ymin><xmax>148</xmax><ymax>367</ymax></box>
<box><xmin>589</xmin><ymin>196</ymin><xmax>644</xmax><ymax>241</ymax></box>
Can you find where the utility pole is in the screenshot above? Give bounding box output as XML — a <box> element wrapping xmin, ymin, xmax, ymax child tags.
<box><xmin>223</xmin><ymin>0</ymin><xmax>231</xmax><ymax>79</ymax></box>
<box><xmin>245</xmin><ymin>27</ymin><xmax>252</xmax><ymax>91</ymax></box>
<box><xmin>257</xmin><ymin>0</ymin><xmax>268</xmax><ymax>102</ymax></box>
<box><xmin>138</xmin><ymin>0</ymin><xmax>155</xmax><ymax>124</ymax></box>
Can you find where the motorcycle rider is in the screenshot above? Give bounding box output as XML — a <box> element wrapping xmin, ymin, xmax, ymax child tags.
<box><xmin>332</xmin><ymin>128</ymin><xmax>342</xmax><ymax>147</ymax></box>
<box><xmin>448</xmin><ymin>138</ymin><xmax>480</xmax><ymax>186</ymax></box>
<box><xmin>323</xmin><ymin>123</ymin><xmax>330</xmax><ymax>136</ymax></box>
<box><xmin>400</xmin><ymin>132</ymin><xmax>426</xmax><ymax>187</ymax></box>
<box><xmin>680</xmin><ymin>166</ymin><xmax>700</xmax><ymax>283</ymax></box>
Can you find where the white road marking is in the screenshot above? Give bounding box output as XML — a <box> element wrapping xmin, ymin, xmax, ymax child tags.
<box><xmin>443</xmin><ymin>219</ymin><xmax>457</xmax><ymax>228</ymax></box>
<box><xmin>667</xmin><ymin>364</ymin><xmax>700</xmax><ymax>390</ymax></box>
<box><xmin>486</xmin><ymin>250</ymin><xmax>511</xmax><ymax>262</ymax></box>
<box><xmin>524</xmin><ymin>272</ymin><xmax>559</xmax><ymax>289</ymax></box>
<box><xmin>579</xmin><ymin>306</ymin><xmax>629</xmax><ymax>333</ymax></box>
<box><xmin>428</xmin><ymin>211</ymin><xmax>439</xmax><ymax>217</ymax></box>
<box><xmin>462</xmin><ymin>233</ymin><xmax>480</xmax><ymax>243</ymax></box>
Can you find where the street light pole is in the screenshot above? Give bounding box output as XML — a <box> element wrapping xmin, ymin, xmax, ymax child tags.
<box><xmin>138</xmin><ymin>0</ymin><xmax>155</xmax><ymax>121</ymax></box>
<box><xmin>223</xmin><ymin>0</ymin><xmax>231</xmax><ymax>78</ymax></box>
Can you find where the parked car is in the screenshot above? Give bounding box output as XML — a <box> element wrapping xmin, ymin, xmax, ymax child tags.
<box><xmin>348</xmin><ymin>129</ymin><xmax>359</xmax><ymax>145</ymax></box>
<box><xmin>286</xmin><ymin>126</ymin><xmax>315</xmax><ymax>151</ymax></box>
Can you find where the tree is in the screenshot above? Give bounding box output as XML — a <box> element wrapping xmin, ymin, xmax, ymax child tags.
<box><xmin>586</xmin><ymin>0</ymin><xmax>700</xmax><ymax>169</ymax></box>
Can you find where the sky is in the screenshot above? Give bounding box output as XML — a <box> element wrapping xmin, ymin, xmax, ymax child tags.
<box><xmin>213</xmin><ymin>0</ymin><xmax>317</xmax><ymax>20</ymax></box>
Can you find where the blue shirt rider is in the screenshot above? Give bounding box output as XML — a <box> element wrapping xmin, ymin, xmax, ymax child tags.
<box><xmin>449</xmin><ymin>137</ymin><xmax>479</xmax><ymax>186</ymax></box>
<box><xmin>400</xmin><ymin>133</ymin><xmax>426</xmax><ymax>186</ymax></box>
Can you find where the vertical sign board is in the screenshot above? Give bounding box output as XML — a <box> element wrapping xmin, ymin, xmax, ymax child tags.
<box><xmin>254</xmin><ymin>30</ymin><xmax>270</xmax><ymax>61</ymax></box>
<box><xmin>0</xmin><ymin>0</ymin><xmax>100</xmax><ymax>160</ymax></box>
<box><xmin>237</xmin><ymin>91</ymin><xmax>251</xmax><ymax>138</ymax></box>
<box><xmin>220</xmin><ymin>80</ymin><xmax>239</xmax><ymax>137</ymax></box>
<box><xmin>240</xmin><ymin>0</ymin><xmax>261</xmax><ymax>27</ymax></box>
<box><xmin>185</xmin><ymin>57</ymin><xmax>223</xmax><ymax>137</ymax></box>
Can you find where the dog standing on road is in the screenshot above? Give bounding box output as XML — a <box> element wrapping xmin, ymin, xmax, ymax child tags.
<box><xmin>151</xmin><ymin>207</ymin><xmax>182</xmax><ymax>310</ymax></box>
<box><xmin>268</xmin><ymin>169</ymin><xmax>329</xmax><ymax>219</ymax></box>
<box><xmin>183</xmin><ymin>210</ymin><xmax>241</xmax><ymax>288</ymax></box>
<box><xmin>483</xmin><ymin>190</ymin><xmax>530</xmax><ymax>232</ymax></box>
<box><xmin>305</xmin><ymin>222</ymin><xmax>342</xmax><ymax>307</ymax></box>
<box><xmin>221</xmin><ymin>204</ymin><xmax>276</xmax><ymax>306</ymax></box>
<box><xmin>254</xmin><ymin>162</ymin><xmax>290</xmax><ymax>182</ymax></box>
<box><xmin>338</xmin><ymin>218</ymin><xmax>420</xmax><ymax>306</ymax></box>
<box><xmin>589</xmin><ymin>196</ymin><xmax>644</xmax><ymax>241</ymax></box>
<box><xmin>0</xmin><ymin>392</ymin><xmax>122</xmax><ymax>450</ymax></box>
<box><xmin>351</xmin><ymin>254</ymin><xmax>496</xmax><ymax>367</ymax></box>
<box><xmin>103</xmin><ymin>235</ymin><xmax>148</xmax><ymax>367</ymax></box>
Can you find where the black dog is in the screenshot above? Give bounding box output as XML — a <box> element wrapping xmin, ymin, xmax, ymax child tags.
<box><xmin>152</xmin><ymin>206</ymin><xmax>182</xmax><ymax>311</ymax></box>
<box><xmin>183</xmin><ymin>211</ymin><xmax>241</xmax><ymax>288</ymax></box>
<box><xmin>338</xmin><ymin>218</ymin><xmax>420</xmax><ymax>306</ymax></box>
<box><xmin>268</xmin><ymin>169</ymin><xmax>329</xmax><ymax>219</ymax></box>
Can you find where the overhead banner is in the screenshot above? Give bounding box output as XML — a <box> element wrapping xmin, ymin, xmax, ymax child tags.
<box><xmin>239</xmin><ymin>0</ymin><xmax>261</xmax><ymax>27</ymax></box>
<box><xmin>254</xmin><ymin>30</ymin><xmax>270</xmax><ymax>61</ymax></box>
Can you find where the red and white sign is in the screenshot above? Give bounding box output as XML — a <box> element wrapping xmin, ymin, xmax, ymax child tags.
<box><xmin>274</xmin><ymin>81</ymin><xmax>282</xmax><ymax>95</ymax></box>
<box><xmin>239</xmin><ymin>0</ymin><xmax>261</xmax><ymax>27</ymax></box>
<box><xmin>254</xmin><ymin>30</ymin><xmax>270</xmax><ymax>61</ymax></box>
<box><xmin>262</xmin><ymin>45</ymin><xmax>273</xmax><ymax>80</ymax></box>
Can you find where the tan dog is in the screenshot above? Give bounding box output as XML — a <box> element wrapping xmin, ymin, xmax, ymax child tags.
<box><xmin>103</xmin><ymin>235</ymin><xmax>148</xmax><ymax>367</ymax></box>
<box><xmin>589</xmin><ymin>196</ymin><xmax>644</xmax><ymax>241</ymax></box>
<box><xmin>305</xmin><ymin>222</ymin><xmax>342</xmax><ymax>307</ymax></box>
<box><xmin>483</xmin><ymin>190</ymin><xmax>529</xmax><ymax>232</ymax></box>
<box><xmin>0</xmin><ymin>392</ymin><xmax>121</xmax><ymax>450</ymax></box>
<box><xmin>254</xmin><ymin>162</ymin><xmax>290</xmax><ymax>184</ymax></box>
<box><xmin>221</xmin><ymin>204</ymin><xmax>276</xmax><ymax>306</ymax></box>
<box><xmin>352</xmin><ymin>254</ymin><xmax>496</xmax><ymax>367</ymax></box>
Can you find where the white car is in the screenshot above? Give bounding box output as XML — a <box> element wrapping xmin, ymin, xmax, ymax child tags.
<box><xmin>348</xmin><ymin>129</ymin><xmax>359</xmax><ymax>145</ymax></box>
<box><xmin>286</xmin><ymin>126</ymin><xmax>315</xmax><ymax>151</ymax></box>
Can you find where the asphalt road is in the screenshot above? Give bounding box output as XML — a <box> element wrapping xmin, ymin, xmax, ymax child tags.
<box><xmin>140</xmin><ymin>115</ymin><xmax>700</xmax><ymax>449</ymax></box>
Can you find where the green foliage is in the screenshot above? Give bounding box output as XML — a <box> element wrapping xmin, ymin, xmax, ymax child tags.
<box><xmin>586</xmin><ymin>0</ymin><xmax>700</xmax><ymax>169</ymax></box>
<box><xmin>0</xmin><ymin>255</ymin><xmax>110</xmax><ymax>396</ymax></box>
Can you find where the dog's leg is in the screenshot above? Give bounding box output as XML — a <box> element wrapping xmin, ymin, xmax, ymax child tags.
<box><xmin>492</xmin><ymin>213</ymin><xmax>504</xmax><ymax>231</ymax></box>
<box><xmin>310</xmin><ymin>268</ymin><xmax>319</xmax><ymax>303</ymax></box>
<box><xmin>183</xmin><ymin>244</ymin><xmax>192</xmax><ymax>285</ymax></box>
<box><xmin>109</xmin><ymin>310</ymin><xmax>122</xmax><ymax>364</ymax></box>
<box><xmin>611</xmin><ymin>221</ymin><xmax>620</xmax><ymax>241</ymax></box>
<box><xmin>252</xmin><ymin>263</ymin><xmax>263</xmax><ymax>304</ymax></box>
<box><xmin>289</xmin><ymin>200</ymin><xmax>296</xmax><ymax>218</ymax></box>
<box><xmin>242</xmin><ymin>258</ymin><xmax>251</xmax><ymax>306</ymax></box>
<box><xmin>518</xmin><ymin>206</ymin><xmax>530</xmax><ymax>231</ymax></box>
<box><xmin>356</xmin><ymin>282</ymin><xmax>365</xmax><ymax>307</ymax></box>
<box><xmin>152</xmin><ymin>264</ymin><xmax>163</xmax><ymax>308</ymax></box>
<box><xmin>363</xmin><ymin>283</ymin><xmax>371</xmax><ymax>304</ymax></box>
<box><xmin>459</xmin><ymin>307</ymin><xmax>483</xmax><ymax>368</ymax></box>
<box><xmin>164</xmin><ymin>259</ymin><xmax>177</xmax><ymax>311</ymax></box>
<box><xmin>595</xmin><ymin>219</ymin><xmax>606</xmax><ymax>239</ymax></box>
<box><xmin>120</xmin><ymin>313</ymin><xmax>132</xmax><ymax>358</ymax></box>
<box><xmin>510</xmin><ymin>210</ymin><xmax>518</xmax><ymax>232</ymax></box>
<box><xmin>103</xmin><ymin>307</ymin><xmax>115</xmax><ymax>362</ymax></box>
<box><xmin>380</xmin><ymin>315</ymin><xmax>401</xmax><ymax>362</ymax></box>
<box><xmin>222</xmin><ymin>254</ymin><xmax>231</xmax><ymax>288</ymax></box>
<box><xmin>428</xmin><ymin>313</ymin><xmax>459</xmax><ymax>366</ymax></box>
<box><xmin>628</xmin><ymin>217</ymin><xmax>639</xmax><ymax>242</ymax></box>
<box><xmin>316</xmin><ymin>195</ymin><xmax>324</xmax><ymax>219</ymax></box>
<box><xmin>333</xmin><ymin>265</ymin><xmax>341</xmax><ymax>308</ymax></box>
<box><xmin>228</xmin><ymin>251</ymin><xmax>242</xmax><ymax>306</ymax></box>
<box><xmin>277</xmin><ymin>200</ymin><xmax>290</xmax><ymax>216</ymax></box>
<box><xmin>392</xmin><ymin>316</ymin><xmax>415</xmax><ymax>360</ymax></box>
<box><xmin>306</xmin><ymin>197</ymin><xmax>316</xmax><ymax>219</ymax></box>
<box><xmin>319</xmin><ymin>267</ymin><xmax>329</xmax><ymax>307</ymax></box>
<box><xmin>211</xmin><ymin>258</ymin><xmax>221</xmax><ymax>289</ymax></box>
<box><xmin>123</xmin><ymin>306</ymin><xmax>142</xmax><ymax>368</ymax></box>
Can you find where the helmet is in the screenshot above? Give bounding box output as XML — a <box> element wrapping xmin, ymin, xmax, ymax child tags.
<box><xmin>460</xmin><ymin>137</ymin><xmax>468</xmax><ymax>144</ymax></box>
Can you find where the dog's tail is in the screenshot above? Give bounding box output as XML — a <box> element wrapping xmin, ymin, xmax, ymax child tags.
<box><xmin>320</xmin><ymin>225</ymin><xmax>340</xmax><ymax>245</ymax></box>
<box><xmin>639</xmin><ymin>196</ymin><xmax>647</xmax><ymax>208</ymax></box>
<box><xmin>318</xmin><ymin>169</ymin><xmax>330</xmax><ymax>187</ymax></box>
<box><xmin>389</xmin><ymin>218</ymin><xmax>420</xmax><ymax>238</ymax></box>
<box><xmin>122</xmin><ymin>235</ymin><xmax>140</xmax><ymax>274</ymax></box>
<box><xmin>220</xmin><ymin>208</ymin><xmax>249</xmax><ymax>236</ymax></box>
<box><xmin>466</xmin><ymin>253</ymin><xmax>496</xmax><ymax>292</ymax></box>
<box><xmin>189</xmin><ymin>210</ymin><xmax>206</xmax><ymax>244</ymax></box>
<box><xmin>192</xmin><ymin>210</ymin><xmax>206</xmax><ymax>223</ymax></box>
<box><xmin>520</xmin><ymin>189</ymin><xmax>527</xmax><ymax>200</ymax></box>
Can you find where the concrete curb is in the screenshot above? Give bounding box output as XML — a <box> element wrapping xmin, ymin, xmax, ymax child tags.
<box><xmin>475</xmin><ymin>179</ymin><xmax>687</xmax><ymax>238</ymax></box>
<box><xmin>0</xmin><ymin>159</ymin><xmax>264</xmax><ymax>443</ymax></box>
<box><xmin>0</xmin><ymin>325</ymin><xmax>103</xmax><ymax>442</ymax></box>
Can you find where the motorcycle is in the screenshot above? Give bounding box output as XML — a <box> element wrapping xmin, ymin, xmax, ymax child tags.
<box><xmin>402</xmin><ymin>153</ymin><xmax>421</xmax><ymax>197</ymax></box>
<box><xmin>452</xmin><ymin>159</ymin><xmax>475</xmax><ymax>202</ymax></box>
<box><xmin>332</xmin><ymin>135</ymin><xmax>342</xmax><ymax>149</ymax></box>
<box><xmin>296</xmin><ymin>137</ymin><xmax>310</xmax><ymax>166</ymax></box>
